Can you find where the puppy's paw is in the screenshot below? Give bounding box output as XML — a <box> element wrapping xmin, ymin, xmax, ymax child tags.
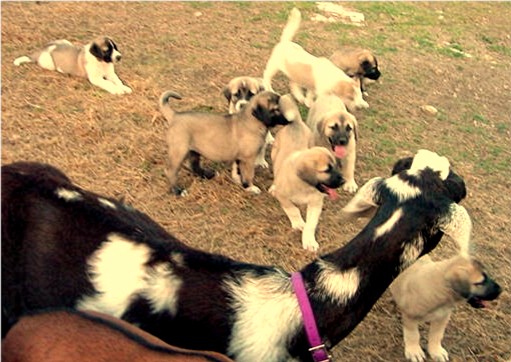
<box><xmin>342</xmin><ymin>180</ymin><xmax>358</xmax><ymax>193</ymax></box>
<box><xmin>428</xmin><ymin>346</ymin><xmax>449</xmax><ymax>362</ymax></box>
<box><xmin>122</xmin><ymin>85</ymin><xmax>133</xmax><ymax>94</ymax></box>
<box><xmin>255</xmin><ymin>158</ymin><xmax>269</xmax><ymax>169</ymax></box>
<box><xmin>302</xmin><ymin>236</ymin><xmax>319</xmax><ymax>252</ymax></box>
<box><xmin>265</xmin><ymin>132</ymin><xmax>275</xmax><ymax>145</ymax></box>
<box><xmin>405</xmin><ymin>345</ymin><xmax>426</xmax><ymax>362</ymax></box>
<box><xmin>290</xmin><ymin>219</ymin><xmax>305</xmax><ymax>231</ymax></box>
<box><xmin>245</xmin><ymin>185</ymin><xmax>261</xmax><ymax>194</ymax></box>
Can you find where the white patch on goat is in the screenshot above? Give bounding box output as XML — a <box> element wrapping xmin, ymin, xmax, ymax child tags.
<box><xmin>374</xmin><ymin>208</ymin><xmax>403</xmax><ymax>240</ymax></box>
<box><xmin>400</xmin><ymin>235</ymin><xmax>425</xmax><ymax>270</ymax></box>
<box><xmin>408</xmin><ymin>149</ymin><xmax>450</xmax><ymax>180</ymax></box>
<box><xmin>170</xmin><ymin>252</ymin><xmax>185</xmax><ymax>267</ymax></box>
<box><xmin>98</xmin><ymin>197</ymin><xmax>117</xmax><ymax>209</ymax></box>
<box><xmin>77</xmin><ymin>233</ymin><xmax>151</xmax><ymax>317</ymax></box>
<box><xmin>142</xmin><ymin>263</ymin><xmax>182</xmax><ymax>315</ymax></box>
<box><xmin>437</xmin><ymin>203</ymin><xmax>472</xmax><ymax>257</ymax></box>
<box><xmin>316</xmin><ymin>260</ymin><xmax>360</xmax><ymax>304</ymax></box>
<box><xmin>55</xmin><ymin>187</ymin><xmax>83</xmax><ymax>201</ymax></box>
<box><xmin>226</xmin><ymin>271</ymin><xmax>302</xmax><ymax>362</ymax></box>
<box><xmin>385</xmin><ymin>176</ymin><xmax>421</xmax><ymax>201</ymax></box>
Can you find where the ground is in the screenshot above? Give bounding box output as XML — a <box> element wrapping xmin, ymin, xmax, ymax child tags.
<box><xmin>1</xmin><ymin>2</ymin><xmax>510</xmax><ymax>361</ymax></box>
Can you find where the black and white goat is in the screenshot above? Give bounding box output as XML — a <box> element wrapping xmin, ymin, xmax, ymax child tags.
<box><xmin>1</xmin><ymin>150</ymin><xmax>471</xmax><ymax>362</ymax></box>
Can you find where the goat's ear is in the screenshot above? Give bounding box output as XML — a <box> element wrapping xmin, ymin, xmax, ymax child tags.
<box><xmin>437</xmin><ymin>203</ymin><xmax>472</xmax><ymax>257</ymax></box>
<box><xmin>341</xmin><ymin>177</ymin><xmax>383</xmax><ymax>221</ymax></box>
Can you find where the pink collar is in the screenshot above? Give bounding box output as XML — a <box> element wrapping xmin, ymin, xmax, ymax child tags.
<box><xmin>291</xmin><ymin>272</ymin><xmax>331</xmax><ymax>362</ymax></box>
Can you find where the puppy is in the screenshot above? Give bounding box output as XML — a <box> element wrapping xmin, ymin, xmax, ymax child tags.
<box><xmin>390</xmin><ymin>255</ymin><xmax>502</xmax><ymax>362</ymax></box>
<box><xmin>223</xmin><ymin>76</ymin><xmax>274</xmax><ymax>169</ymax></box>
<box><xmin>263</xmin><ymin>8</ymin><xmax>368</xmax><ymax>111</ymax></box>
<box><xmin>13</xmin><ymin>36</ymin><xmax>132</xmax><ymax>95</ymax></box>
<box><xmin>306</xmin><ymin>94</ymin><xmax>359</xmax><ymax>193</ymax></box>
<box><xmin>270</xmin><ymin>95</ymin><xmax>344</xmax><ymax>251</ymax></box>
<box><xmin>160</xmin><ymin>90</ymin><xmax>289</xmax><ymax>196</ymax></box>
<box><xmin>330</xmin><ymin>47</ymin><xmax>380</xmax><ymax>92</ymax></box>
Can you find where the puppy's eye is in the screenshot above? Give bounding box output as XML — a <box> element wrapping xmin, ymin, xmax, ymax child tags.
<box><xmin>321</xmin><ymin>164</ymin><xmax>333</xmax><ymax>173</ymax></box>
<box><xmin>329</xmin><ymin>124</ymin><xmax>339</xmax><ymax>131</ymax></box>
<box><xmin>474</xmin><ymin>273</ymin><xmax>487</xmax><ymax>286</ymax></box>
<box><xmin>248</xmin><ymin>91</ymin><xmax>255</xmax><ymax>97</ymax></box>
<box><xmin>346</xmin><ymin>124</ymin><xmax>352</xmax><ymax>132</ymax></box>
<box><xmin>235</xmin><ymin>91</ymin><xmax>241</xmax><ymax>98</ymax></box>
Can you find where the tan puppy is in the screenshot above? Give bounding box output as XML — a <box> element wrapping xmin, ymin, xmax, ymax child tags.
<box><xmin>270</xmin><ymin>95</ymin><xmax>344</xmax><ymax>251</ymax></box>
<box><xmin>13</xmin><ymin>37</ymin><xmax>132</xmax><ymax>95</ymax></box>
<box><xmin>391</xmin><ymin>255</ymin><xmax>502</xmax><ymax>362</ymax></box>
<box><xmin>160</xmin><ymin>90</ymin><xmax>289</xmax><ymax>196</ymax></box>
<box><xmin>223</xmin><ymin>76</ymin><xmax>274</xmax><ymax>169</ymax></box>
<box><xmin>263</xmin><ymin>8</ymin><xmax>368</xmax><ymax>111</ymax></box>
<box><xmin>306</xmin><ymin>94</ymin><xmax>359</xmax><ymax>193</ymax></box>
<box><xmin>330</xmin><ymin>47</ymin><xmax>380</xmax><ymax>92</ymax></box>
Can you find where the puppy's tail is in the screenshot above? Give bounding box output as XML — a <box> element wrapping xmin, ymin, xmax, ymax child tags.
<box><xmin>280</xmin><ymin>8</ymin><xmax>301</xmax><ymax>43</ymax></box>
<box><xmin>159</xmin><ymin>90</ymin><xmax>183</xmax><ymax>123</ymax></box>
<box><xmin>13</xmin><ymin>55</ymin><xmax>33</xmax><ymax>66</ymax></box>
<box><xmin>279</xmin><ymin>94</ymin><xmax>302</xmax><ymax>123</ymax></box>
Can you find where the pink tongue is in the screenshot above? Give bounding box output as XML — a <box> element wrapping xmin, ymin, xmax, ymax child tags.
<box><xmin>325</xmin><ymin>187</ymin><xmax>339</xmax><ymax>201</ymax></box>
<box><xmin>334</xmin><ymin>145</ymin><xmax>346</xmax><ymax>158</ymax></box>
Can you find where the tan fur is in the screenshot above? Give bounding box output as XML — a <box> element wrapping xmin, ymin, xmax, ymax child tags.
<box><xmin>391</xmin><ymin>255</ymin><xmax>502</xmax><ymax>362</ymax></box>
<box><xmin>2</xmin><ymin>310</ymin><xmax>233</xmax><ymax>362</ymax></box>
<box><xmin>270</xmin><ymin>95</ymin><xmax>343</xmax><ymax>251</ymax></box>
<box><xmin>330</xmin><ymin>47</ymin><xmax>380</xmax><ymax>92</ymax></box>
<box><xmin>306</xmin><ymin>94</ymin><xmax>359</xmax><ymax>193</ymax></box>
<box><xmin>160</xmin><ymin>90</ymin><xmax>285</xmax><ymax>196</ymax></box>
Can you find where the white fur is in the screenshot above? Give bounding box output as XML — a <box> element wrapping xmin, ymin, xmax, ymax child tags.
<box><xmin>385</xmin><ymin>175</ymin><xmax>422</xmax><ymax>201</ymax></box>
<box><xmin>83</xmin><ymin>44</ymin><xmax>132</xmax><ymax>95</ymax></box>
<box><xmin>77</xmin><ymin>233</ymin><xmax>152</xmax><ymax>317</ymax></box>
<box><xmin>341</xmin><ymin>177</ymin><xmax>382</xmax><ymax>216</ymax></box>
<box><xmin>374</xmin><ymin>208</ymin><xmax>403</xmax><ymax>239</ymax></box>
<box><xmin>13</xmin><ymin>55</ymin><xmax>31</xmax><ymax>66</ymax></box>
<box><xmin>226</xmin><ymin>272</ymin><xmax>302</xmax><ymax>362</ymax></box>
<box><xmin>301</xmin><ymin>200</ymin><xmax>324</xmax><ymax>252</ymax></box>
<box><xmin>98</xmin><ymin>197</ymin><xmax>117</xmax><ymax>209</ymax></box>
<box><xmin>400</xmin><ymin>234</ymin><xmax>425</xmax><ymax>270</ymax></box>
<box><xmin>409</xmin><ymin>149</ymin><xmax>450</xmax><ymax>181</ymax></box>
<box><xmin>55</xmin><ymin>187</ymin><xmax>82</xmax><ymax>201</ymax></box>
<box><xmin>437</xmin><ymin>203</ymin><xmax>472</xmax><ymax>257</ymax></box>
<box><xmin>143</xmin><ymin>263</ymin><xmax>182</xmax><ymax>315</ymax></box>
<box><xmin>316</xmin><ymin>260</ymin><xmax>360</xmax><ymax>304</ymax></box>
<box><xmin>37</xmin><ymin>46</ymin><xmax>57</xmax><ymax>70</ymax></box>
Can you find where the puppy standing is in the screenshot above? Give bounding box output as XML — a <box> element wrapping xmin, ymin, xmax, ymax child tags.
<box><xmin>270</xmin><ymin>95</ymin><xmax>344</xmax><ymax>251</ymax></box>
<box><xmin>306</xmin><ymin>94</ymin><xmax>359</xmax><ymax>193</ymax></box>
<box><xmin>330</xmin><ymin>47</ymin><xmax>381</xmax><ymax>93</ymax></box>
<box><xmin>13</xmin><ymin>36</ymin><xmax>132</xmax><ymax>95</ymax></box>
<box><xmin>263</xmin><ymin>8</ymin><xmax>368</xmax><ymax>111</ymax></box>
<box><xmin>390</xmin><ymin>255</ymin><xmax>502</xmax><ymax>362</ymax></box>
<box><xmin>160</xmin><ymin>90</ymin><xmax>289</xmax><ymax>196</ymax></box>
<box><xmin>223</xmin><ymin>76</ymin><xmax>274</xmax><ymax>169</ymax></box>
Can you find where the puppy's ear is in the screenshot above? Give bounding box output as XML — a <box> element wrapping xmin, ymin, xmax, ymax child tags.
<box><xmin>391</xmin><ymin>157</ymin><xmax>413</xmax><ymax>175</ymax></box>
<box><xmin>89</xmin><ymin>43</ymin><xmax>104</xmax><ymax>60</ymax></box>
<box><xmin>223</xmin><ymin>87</ymin><xmax>232</xmax><ymax>102</ymax></box>
<box><xmin>446</xmin><ymin>265</ymin><xmax>471</xmax><ymax>299</ymax></box>
<box><xmin>348</xmin><ymin>114</ymin><xmax>359</xmax><ymax>142</ymax></box>
<box><xmin>296</xmin><ymin>160</ymin><xmax>317</xmax><ymax>187</ymax></box>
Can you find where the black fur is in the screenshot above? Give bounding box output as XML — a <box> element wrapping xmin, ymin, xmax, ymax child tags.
<box><xmin>89</xmin><ymin>37</ymin><xmax>119</xmax><ymax>63</ymax></box>
<box><xmin>2</xmin><ymin>157</ymin><xmax>467</xmax><ymax>361</ymax></box>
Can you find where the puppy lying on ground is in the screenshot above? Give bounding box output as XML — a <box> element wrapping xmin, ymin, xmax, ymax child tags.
<box><xmin>263</xmin><ymin>8</ymin><xmax>368</xmax><ymax>111</ymax></box>
<box><xmin>223</xmin><ymin>76</ymin><xmax>274</xmax><ymax>170</ymax></box>
<box><xmin>270</xmin><ymin>95</ymin><xmax>344</xmax><ymax>251</ymax></box>
<box><xmin>2</xmin><ymin>309</ymin><xmax>234</xmax><ymax>362</ymax></box>
<box><xmin>2</xmin><ymin>152</ymin><xmax>471</xmax><ymax>361</ymax></box>
<box><xmin>13</xmin><ymin>36</ymin><xmax>132</xmax><ymax>95</ymax></box>
<box><xmin>390</xmin><ymin>255</ymin><xmax>502</xmax><ymax>362</ymax></box>
<box><xmin>306</xmin><ymin>94</ymin><xmax>359</xmax><ymax>193</ymax></box>
<box><xmin>159</xmin><ymin>90</ymin><xmax>289</xmax><ymax>196</ymax></box>
<box><xmin>330</xmin><ymin>47</ymin><xmax>381</xmax><ymax>93</ymax></box>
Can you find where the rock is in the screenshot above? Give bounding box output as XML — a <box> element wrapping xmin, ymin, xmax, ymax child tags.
<box><xmin>420</xmin><ymin>105</ymin><xmax>438</xmax><ymax>116</ymax></box>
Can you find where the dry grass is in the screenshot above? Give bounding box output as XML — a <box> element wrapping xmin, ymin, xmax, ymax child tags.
<box><xmin>2</xmin><ymin>2</ymin><xmax>510</xmax><ymax>361</ymax></box>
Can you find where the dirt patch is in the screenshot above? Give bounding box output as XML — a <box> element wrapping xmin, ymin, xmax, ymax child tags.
<box><xmin>2</xmin><ymin>2</ymin><xmax>510</xmax><ymax>361</ymax></box>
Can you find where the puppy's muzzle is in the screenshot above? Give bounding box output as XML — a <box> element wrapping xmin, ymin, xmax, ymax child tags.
<box><xmin>317</xmin><ymin>169</ymin><xmax>344</xmax><ymax>194</ymax></box>
<box><xmin>467</xmin><ymin>276</ymin><xmax>502</xmax><ymax>309</ymax></box>
<box><xmin>365</xmin><ymin>68</ymin><xmax>381</xmax><ymax>80</ymax></box>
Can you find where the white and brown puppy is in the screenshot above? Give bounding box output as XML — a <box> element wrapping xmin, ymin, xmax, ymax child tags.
<box><xmin>270</xmin><ymin>95</ymin><xmax>344</xmax><ymax>251</ymax></box>
<box><xmin>13</xmin><ymin>36</ymin><xmax>132</xmax><ymax>95</ymax></box>
<box><xmin>330</xmin><ymin>47</ymin><xmax>380</xmax><ymax>92</ymax></box>
<box><xmin>306</xmin><ymin>94</ymin><xmax>359</xmax><ymax>193</ymax></box>
<box><xmin>263</xmin><ymin>8</ymin><xmax>368</xmax><ymax>111</ymax></box>
<box><xmin>160</xmin><ymin>90</ymin><xmax>289</xmax><ymax>196</ymax></box>
<box><xmin>223</xmin><ymin>76</ymin><xmax>274</xmax><ymax>169</ymax></box>
<box><xmin>391</xmin><ymin>255</ymin><xmax>502</xmax><ymax>362</ymax></box>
